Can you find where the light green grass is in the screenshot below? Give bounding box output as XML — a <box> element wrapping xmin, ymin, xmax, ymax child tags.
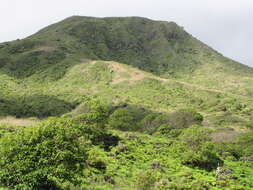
<box><xmin>0</xmin><ymin>16</ymin><xmax>253</xmax><ymax>189</ymax></box>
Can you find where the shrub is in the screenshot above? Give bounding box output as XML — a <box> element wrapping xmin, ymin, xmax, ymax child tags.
<box><xmin>156</xmin><ymin>124</ymin><xmax>182</xmax><ymax>137</ymax></box>
<box><xmin>71</xmin><ymin>99</ymin><xmax>109</xmax><ymax>122</ymax></box>
<box><xmin>108</xmin><ymin>108</ymin><xmax>138</xmax><ymax>131</ymax></box>
<box><xmin>179</xmin><ymin>125</ymin><xmax>211</xmax><ymax>148</ymax></box>
<box><xmin>0</xmin><ymin>99</ymin><xmax>112</xmax><ymax>190</ymax></box>
<box><xmin>136</xmin><ymin>170</ymin><xmax>160</xmax><ymax>190</ymax></box>
<box><xmin>214</xmin><ymin>142</ymin><xmax>242</xmax><ymax>160</ymax></box>
<box><xmin>151</xmin><ymin>109</ymin><xmax>203</xmax><ymax>136</ymax></box>
<box><xmin>0</xmin><ymin>118</ymin><xmax>89</xmax><ymax>189</ymax></box>
<box><xmin>177</xmin><ymin>126</ymin><xmax>223</xmax><ymax>170</ymax></box>
<box><xmin>181</xmin><ymin>141</ymin><xmax>223</xmax><ymax>170</ymax></box>
<box><xmin>167</xmin><ymin>109</ymin><xmax>203</xmax><ymax>129</ymax></box>
<box><xmin>0</xmin><ymin>124</ymin><xmax>20</xmax><ymax>138</ymax></box>
<box><xmin>86</xmin><ymin>147</ymin><xmax>108</xmax><ymax>173</ymax></box>
<box><xmin>138</xmin><ymin>113</ymin><xmax>159</xmax><ymax>133</ymax></box>
<box><xmin>238</xmin><ymin>131</ymin><xmax>253</xmax><ymax>157</ymax></box>
<box><xmin>0</xmin><ymin>95</ymin><xmax>76</xmax><ymax>118</ymax></box>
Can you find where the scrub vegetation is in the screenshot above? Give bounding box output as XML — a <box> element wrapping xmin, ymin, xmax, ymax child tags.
<box><xmin>0</xmin><ymin>16</ymin><xmax>253</xmax><ymax>189</ymax></box>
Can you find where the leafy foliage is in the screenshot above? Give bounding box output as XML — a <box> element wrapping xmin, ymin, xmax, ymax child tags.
<box><xmin>0</xmin><ymin>16</ymin><xmax>253</xmax><ymax>190</ymax></box>
<box><xmin>0</xmin><ymin>100</ymin><xmax>116</xmax><ymax>190</ymax></box>
<box><xmin>0</xmin><ymin>118</ymin><xmax>88</xmax><ymax>189</ymax></box>
<box><xmin>0</xmin><ymin>95</ymin><xmax>77</xmax><ymax>118</ymax></box>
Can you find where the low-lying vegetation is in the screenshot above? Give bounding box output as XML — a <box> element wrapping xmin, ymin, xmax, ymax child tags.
<box><xmin>0</xmin><ymin>16</ymin><xmax>253</xmax><ymax>189</ymax></box>
<box><xmin>0</xmin><ymin>99</ymin><xmax>252</xmax><ymax>189</ymax></box>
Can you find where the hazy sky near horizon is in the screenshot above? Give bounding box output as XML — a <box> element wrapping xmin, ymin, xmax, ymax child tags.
<box><xmin>1</xmin><ymin>0</ymin><xmax>252</xmax><ymax>66</ymax></box>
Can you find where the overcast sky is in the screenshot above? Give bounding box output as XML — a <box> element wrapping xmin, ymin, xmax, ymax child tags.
<box><xmin>1</xmin><ymin>0</ymin><xmax>252</xmax><ymax>66</ymax></box>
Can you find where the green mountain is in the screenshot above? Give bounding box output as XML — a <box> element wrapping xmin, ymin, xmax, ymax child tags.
<box><xmin>1</xmin><ymin>16</ymin><xmax>253</xmax><ymax>125</ymax></box>
<box><xmin>0</xmin><ymin>16</ymin><xmax>253</xmax><ymax>190</ymax></box>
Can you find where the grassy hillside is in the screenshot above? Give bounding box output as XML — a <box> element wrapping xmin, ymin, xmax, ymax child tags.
<box><xmin>0</xmin><ymin>59</ymin><xmax>252</xmax><ymax>138</ymax></box>
<box><xmin>1</xmin><ymin>16</ymin><xmax>253</xmax><ymax>96</ymax></box>
<box><xmin>0</xmin><ymin>16</ymin><xmax>252</xmax><ymax>119</ymax></box>
<box><xmin>0</xmin><ymin>16</ymin><xmax>253</xmax><ymax>189</ymax></box>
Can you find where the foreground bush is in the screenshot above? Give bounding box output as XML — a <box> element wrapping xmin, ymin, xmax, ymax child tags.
<box><xmin>0</xmin><ymin>99</ymin><xmax>113</xmax><ymax>190</ymax></box>
<box><xmin>0</xmin><ymin>118</ymin><xmax>90</xmax><ymax>189</ymax></box>
<box><xmin>176</xmin><ymin>126</ymin><xmax>223</xmax><ymax>170</ymax></box>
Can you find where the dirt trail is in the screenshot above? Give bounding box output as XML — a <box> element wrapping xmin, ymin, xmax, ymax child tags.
<box><xmin>86</xmin><ymin>60</ymin><xmax>250</xmax><ymax>99</ymax></box>
<box><xmin>0</xmin><ymin>116</ymin><xmax>39</xmax><ymax>126</ymax></box>
<box><xmin>171</xmin><ymin>80</ymin><xmax>249</xmax><ymax>99</ymax></box>
<box><xmin>110</xmin><ymin>63</ymin><xmax>146</xmax><ymax>84</ymax></box>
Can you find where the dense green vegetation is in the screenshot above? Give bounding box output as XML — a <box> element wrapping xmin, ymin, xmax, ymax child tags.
<box><xmin>0</xmin><ymin>99</ymin><xmax>253</xmax><ymax>189</ymax></box>
<box><xmin>1</xmin><ymin>16</ymin><xmax>253</xmax><ymax>95</ymax></box>
<box><xmin>0</xmin><ymin>16</ymin><xmax>253</xmax><ymax>189</ymax></box>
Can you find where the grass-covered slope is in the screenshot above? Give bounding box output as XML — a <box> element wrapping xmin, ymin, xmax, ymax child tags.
<box><xmin>0</xmin><ymin>60</ymin><xmax>253</xmax><ymax>138</ymax></box>
<box><xmin>0</xmin><ymin>17</ymin><xmax>253</xmax><ymax>119</ymax></box>
<box><xmin>0</xmin><ymin>16</ymin><xmax>252</xmax><ymax>142</ymax></box>
<box><xmin>1</xmin><ymin>16</ymin><xmax>253</xmax><ymax>96</ymax></box>
<box><xmin>0</xmin><ymin>16</ymin><xmax>253</xmax><ymax>190</ymax></box>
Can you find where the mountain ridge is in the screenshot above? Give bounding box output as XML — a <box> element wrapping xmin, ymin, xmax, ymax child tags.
<box><xmin>1</xmin><ymin>16</ymin><xmax>252</xmax><ymax>97</ymax></box>
<box><xmin>1</xmin><ymin>16</ymin><xmax>253</xmax><ymax>120</ymax></box>
<box><xmin>1</xmin><ymin>16</ymin><xmax>253</xmax><ymax>190</ymax></box>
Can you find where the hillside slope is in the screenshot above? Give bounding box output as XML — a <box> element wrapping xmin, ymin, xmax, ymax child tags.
<box><xmin>1</xmin><ymin>16</ymin><xmax>253</xmax><ymax>190</ymax></box>
<box><xmin>0</xmin><ymin>16</ymin><xmax>252</xmax><ymax>121</ymax></box>
<box><xmin>0</xmin><ymin>16</ymin><xmax>253</xmax><ymax>128</ymax></box>
<box><xmin>0</xmin><ymin>59</ymin><xmax>252</xmax><ymax>134</ymax></box>
<box><xmin>0</xmin><ymin>60</ymin><xmax>253</xmax><ymax>189</ymax></box>
<box><xmin>1</xmin><ymin>16</ymin><xmax>253</xmax><ymax>97</ymax></box>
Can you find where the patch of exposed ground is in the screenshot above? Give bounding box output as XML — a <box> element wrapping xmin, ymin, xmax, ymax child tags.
<box><xmin>211</xmin><ymin>131</ymin><xmax>239</xmax><ymax>142</ymax></box>
<box><xmin>211</xmin><ymin>126</ymin><xmax>248</xmax><ymax>142</ymax></box>
<box><xmin>82</xmin><ymin>60</ymin><xmax>251</xmax><ymax>100</ymax></box>
<box><xmin>0</xmin><ymin>116</ymin><xmax>39</xmax><ymax>126</ymax></box>
<box><xmin>109</xmin><ymin>62</ymin><xmax>146</xmax><ymax>84</ymax></box>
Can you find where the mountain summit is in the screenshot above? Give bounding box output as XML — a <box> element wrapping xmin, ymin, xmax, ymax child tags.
<box><xmin>1</xmin><ymin>16</ymin><xmax>253</xmax><ymax>93</ymax></box>
<box><xmin>32</xmin><ymin>16</ymin><xmax>215</xmax><ymax>75</ymax></box>
<box><xmin>0</xmin><ymin>16</ymin><xmax>253</xmax><ymax>118</ymax></box>
<box><xmin>0</xmin><ymin>16</ymin><xmax>253</xmax><ymax>190</ymax></box>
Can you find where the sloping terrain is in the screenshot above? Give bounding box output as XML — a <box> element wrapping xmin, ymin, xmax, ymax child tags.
<box><xmin>0</xmin><ymin>58</ymin><xmax>252</xmax><ymax>147</ymax></box>
<box><xmin>0</xmin><ymin>16</ymin><xmax>253</xmax><ymax>190</ymax></box>
<box><xmin>1</xmin><ymin>16</ymin><xmax>253</xmax><ymax>95</ymax></box>
<box><xmin>0</xmin><ymin>16</ymin><xmax>253</xmax><ymax>121</ymax></box>
<box><xmin>0</xmin><ymin>59</ymin><xmax>252</xmax><ymax>128</ymax></box>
